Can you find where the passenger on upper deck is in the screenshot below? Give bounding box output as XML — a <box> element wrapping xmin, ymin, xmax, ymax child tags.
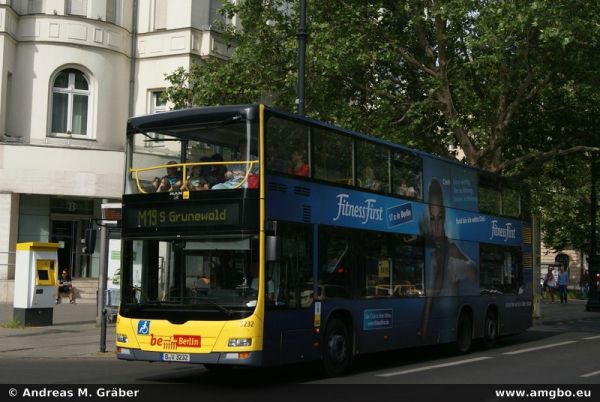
<box><xmin>288</xmin><ymin>150</ymin><xmax>309</xmax><ymax>177</ymax></box>
<box><xmin>208</xmin><ymin>153</ymin><xmax>227</xmax><ymax>188</ymax></box>
<box><xmin>212</xmin><ymin>141</ymin><xmax>258</xmax><ymax>190</ymax></box>
<box><xmin>154</xmin><ymin>160</ymin><xmax>182</xmax><ymax>192</ymax></box>
<box><xmin>184</xmin><ymin>165</ymin><xmax>209</xmax><ymax>191</ymax></box>
<box><xmin>398</xmin><ymin>181</ymin><xmax>417</xmax><ymax>198</ymax></box>
<box><xmin>360</xmin><ymin>166</ymin><xmax>382</xmax><ymax>191</ymax></box>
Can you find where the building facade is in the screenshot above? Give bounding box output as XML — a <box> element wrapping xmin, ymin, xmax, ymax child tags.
<box><xmin>0</xmin><ymin>0</ymin><xmax>235</xmax><ymax>302</ymax></box>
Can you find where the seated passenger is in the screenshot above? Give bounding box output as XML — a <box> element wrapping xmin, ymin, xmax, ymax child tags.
<box><xmin>360</xmin><ymin>166</ymin><xmax>382</xmax><ymax>191</ymax></box>
<box><xmin>185</xmin><ymin>165</ymin><xmax>209</xmax><ymax>191</ymax></box>
<box><xmin>288</xmin><ymin>150</ymin><xmax>309</xmax><ymax>177</ymax></box>
<box><xmin>398</xmin><ymin>181</ymin><xmax>417</xmax><ymax>197</ymax></box>
<box><xmin>198</xmin><ymin>156</ymin><xmax>213</xmax><ymax>183</ymax></box>
<box><xmin>56</xmin><ymin>269</ymin><xmax>74</xmax><ymax>304</ymax></box>
<box><xmin>155</xmin><ymin>160</ymin><xmax>182</xmax><ymax>192</ymax></box>
<box><xmin>212</xmin><ymin>142</ymin><xmax>258</xmax><ymax>190</ymax></box>
<box><xmin>208</xmin><ymin>153</ymin><xmax>227</xmax><ymax>188</ymax></box>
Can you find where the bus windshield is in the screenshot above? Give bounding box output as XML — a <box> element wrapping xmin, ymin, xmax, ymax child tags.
<box><xmin>121</xmin><ymin>235</ymin><xmax>260</xmax><ymax>317</ymax></box>
<box><xmin>125</xmin><ymin>117</ymin><xmax>258</xmax><ymax>194</ymax></box>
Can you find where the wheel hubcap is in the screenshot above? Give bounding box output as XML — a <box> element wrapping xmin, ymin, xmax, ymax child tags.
<box><xmin>486</xmin><ymin>319</ymin><xmax>496</xmax><ymax>339</ymax></box>
<box><xmin>328</xmin><ymin>334</ymin><xmax>347</xmax><ymax>363</ymax></box>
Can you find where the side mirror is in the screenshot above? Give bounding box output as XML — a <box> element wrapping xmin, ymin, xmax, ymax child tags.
<box><xmin>83</xmin><ymin>228</ymin><xmax>97</xmax><ymax>254</ymax></box>
<box><xmin>266</xmin><ymin>236</ymin><xmax>281</xmax><ymax>262</ymax></box>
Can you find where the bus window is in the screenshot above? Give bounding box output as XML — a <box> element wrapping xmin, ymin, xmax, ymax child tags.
<box><xmin>318</xmin><ymin>228</ymin><xmax>353</xmax><ymax>299</ymax></box>
<box><xmin>126</xmin><ymin>117</ymin><xmax>252</xmax><ymax>194</ymax></box>
<box><xmin>312</xmin><ymin>127</ymin><xmax>352</xmax><ymax>185</ymax></box>
<box><xmin>363</xmin><ymin>233</ymin><xmax>393</xmax><ymax>297</ymax></box>
<box><xmin>502</xmin><ymin>186</ymin><xmax>521</xmax><ymax>218</ymax></box>
<box><xmin>392</xmin><ymin>236</ymin><xmax>425</xmax><ymax>297</ymax></box>
<box><xmin>479</xmin><ymin>183</ymin><xmax>502</xmax><ymax>216</ymax></box>
<box><xmin>391</xmin><ymin>151</ymin><xmax>422</xmax><ymax>199</ymax></box>
<box><xmin>266</xmin><ymin>116</ymin><xmax>310</xmax><ymax>176</ymax></box>
<box><xmin>362</xmin><ymin>233</ymin><xmax>424</xmax><ymax>298</ymax></box>
<box><xmin>356</xmin><ymin>140</ymin><xmax>389</xmax><ymax>192</ymax></box>
<box><xmin>121</xmin><ymin>236</ymin><xmax>258</xmax><ymax>309</ymax></box>
<box><xmin>480</xmin><ymin>244</ymin><xmax>523</xmax><ymax>295</ymax></box>
<box><xmin>267</xmin><ymin>222</ymin><xmax>313</xmax><ymax>309</ymax></box>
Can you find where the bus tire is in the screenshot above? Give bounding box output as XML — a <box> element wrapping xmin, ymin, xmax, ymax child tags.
<box><xmin>454</xmin><ymin>311</ymin><xmax>472</xmax><ymax>354</ymax></box>
<box><xmin>482</xmin><ymin>309</ymin><xmax>498</xmax><ymax>349</ymax></box>
<box><xmin>322</xmin><ymin>318</ymin><xmax>352</xmax><ymax>377</ymax></box>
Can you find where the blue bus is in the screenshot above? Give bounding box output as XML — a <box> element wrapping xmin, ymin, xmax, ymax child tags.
<box><xmin>116</xmin><ymin>104</ymin><xmax>533</xmax><ymax>376</ymax></box>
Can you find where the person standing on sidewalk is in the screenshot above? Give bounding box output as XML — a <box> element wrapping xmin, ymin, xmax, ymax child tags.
<box><xmin>557</xmin><ymin>265</ymin><xmax>569</xmax><ymax>304</ymax></box>
<box><xmin>544</xmin><ymin>267</ymin><xmax>556</xmax><ymax>303</ymax></box>
<box><xmin>581</xmin><ymin>269</ymin><xmax>589</xmax><ymax>298</ymax></box>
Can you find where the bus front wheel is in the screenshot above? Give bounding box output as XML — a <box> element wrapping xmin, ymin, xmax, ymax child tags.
<box><xmin>454</xmin><ymin>312</ymin><xmax>472</xmax><ymax>354</ymax></box>
<box><xmin>322</xmin><ymin>319</ymin><xmax>352</xmax><ymax>377</ymax></box>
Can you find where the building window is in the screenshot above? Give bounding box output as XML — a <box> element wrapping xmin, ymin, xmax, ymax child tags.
<box><xmin>151</xmin><ymin>91</ymin><xmax>168</xmax><ymax>114</ymax></box>
<box><xmin>144</xmin><ymin>91</ymin><xmax>167</xmax><ymax>147</ymax></box>
<box><xmin>66</xmin><ymin>0</ymin><xmax>87</xmax><ymax>16</ymax></box>
<box><xmin>28</xmin><ymin>0</ymin><xmax>43</xmax><ymax>14</ymax></box>
<box><xmin>106</xmin><ymin>0</ymin><xmax>119</xmax><ymax>24</ymax></box>
<box><xmin>50</xmin><ymin>69</ymin><xmax>91</xmax><ymax>137</ymax></box>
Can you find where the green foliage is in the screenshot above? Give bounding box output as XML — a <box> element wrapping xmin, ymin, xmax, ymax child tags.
<box><xmin>1</xmin><ymin>319</ymin><xmax>25</xmax><ymax>329</ymax></box>
<box><xmin>163</xmin><ymin>0</ymin><xmax>600</xmax><ymax>253</ymax></box>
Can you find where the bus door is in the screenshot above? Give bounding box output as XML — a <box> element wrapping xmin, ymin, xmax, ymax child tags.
<box><xmin>262</xmin><ymin>223</ymin><xmax>316</xmax><ymax>365</ymax></box>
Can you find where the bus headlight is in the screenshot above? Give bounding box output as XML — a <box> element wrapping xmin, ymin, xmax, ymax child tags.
<box><xmin>228</xmin><ymin>338</ymin><xmax>252</xmax><ymax>347</ymax></box>
<box><xmin>117</xmin><ymin>334</ymin><xmax>128</xmax><ymax>343</ymax></box>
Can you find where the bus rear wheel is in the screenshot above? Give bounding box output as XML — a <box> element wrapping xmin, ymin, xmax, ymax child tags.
<box><xmin>482</xmin><ymin>310</ymin><xmax>498</xmax><ymax>349</ymax></box>
<box><xmin>453</xmin><ymin>312</ymin><xmax>472</xmax><ymax>354</ymax></box>
<box><xmin>322</xmin><ymin>319</ymin><xmax>352</xmax><ymax>377</ymax></box>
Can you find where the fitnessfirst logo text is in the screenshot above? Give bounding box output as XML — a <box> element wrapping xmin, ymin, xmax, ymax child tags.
<box><xmin>490</xmin><ymin>220</ymin><xmax>516</xmax><ymax>242</ymax></box>
<box><xmin>333</xmin><ymin>194</ymin><xmax>383</xmax><ymax>224</ymax></box>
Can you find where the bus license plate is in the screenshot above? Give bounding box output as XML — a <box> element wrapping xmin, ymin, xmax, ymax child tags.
<box><xmin>161</xmin><ymin>353</ymin><xmax>190</xmax><ymax>362</ymax></box>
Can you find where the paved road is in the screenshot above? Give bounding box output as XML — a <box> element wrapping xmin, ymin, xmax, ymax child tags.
<box><xmin>0</xmin><ymin>299</ymin><xmax>598</xmax><ymax>385</ymax></box>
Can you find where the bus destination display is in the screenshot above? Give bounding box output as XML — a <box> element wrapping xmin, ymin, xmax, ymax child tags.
<box><xmin>125</xmin><ymin>202</ymin><xmax>240</xmax><ymax>229</ymax></box>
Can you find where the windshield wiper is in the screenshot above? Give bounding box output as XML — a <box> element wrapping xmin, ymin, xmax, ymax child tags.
<box><xmin>122</xmin><ymin>300</ymin><xmax>163</xmax><ymax>314</ymax></box>
<box><xmin>198</xmin><ymin>298</ymin><xmax>234</xmax><ymax>316</ymax></box>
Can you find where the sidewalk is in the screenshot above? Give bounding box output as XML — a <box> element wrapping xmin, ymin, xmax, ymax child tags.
<box><xmin>0</xmin><ymin>303</ymin><xmax>115</xmax><ymax>359</ymax></box>
<box><xmin>0</xmin><ymin>299</ymin><xmax>597</xmax><ymax>361</ymax></box>
<box><xmin>534</xmin><ymin>298</ymin><xmax>593</xmax><ymax>321</ymax></box>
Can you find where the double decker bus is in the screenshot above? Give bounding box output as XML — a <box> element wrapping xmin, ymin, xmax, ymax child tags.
<box><xmin>116</xmin><ymin>104</ymin><xmax>533</xmax><ymax>376</ymax></box>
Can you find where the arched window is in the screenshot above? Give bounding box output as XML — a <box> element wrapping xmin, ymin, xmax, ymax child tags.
<box><xmin>51</xmin><ymin>69</ymin><xmax>90</xmax><ymax>136</ymax></box>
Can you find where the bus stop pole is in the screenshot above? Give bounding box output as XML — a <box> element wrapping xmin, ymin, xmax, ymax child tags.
<box><xmin>98</xmin><ymin>216</ymin><xmax>109</xmax><ymax>352</ymax></box>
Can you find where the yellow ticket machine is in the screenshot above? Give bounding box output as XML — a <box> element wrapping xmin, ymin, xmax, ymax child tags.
<box><xmin>13</xmin><ymin>242</ymin><xmax>59</xmax><ymax>326</ymax></box>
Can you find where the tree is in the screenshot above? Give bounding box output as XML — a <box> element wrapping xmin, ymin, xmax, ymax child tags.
<box><xmin>164</xmin><ymin>0</ymin><xmax>600</xmax><ymax>251</ymax></box>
